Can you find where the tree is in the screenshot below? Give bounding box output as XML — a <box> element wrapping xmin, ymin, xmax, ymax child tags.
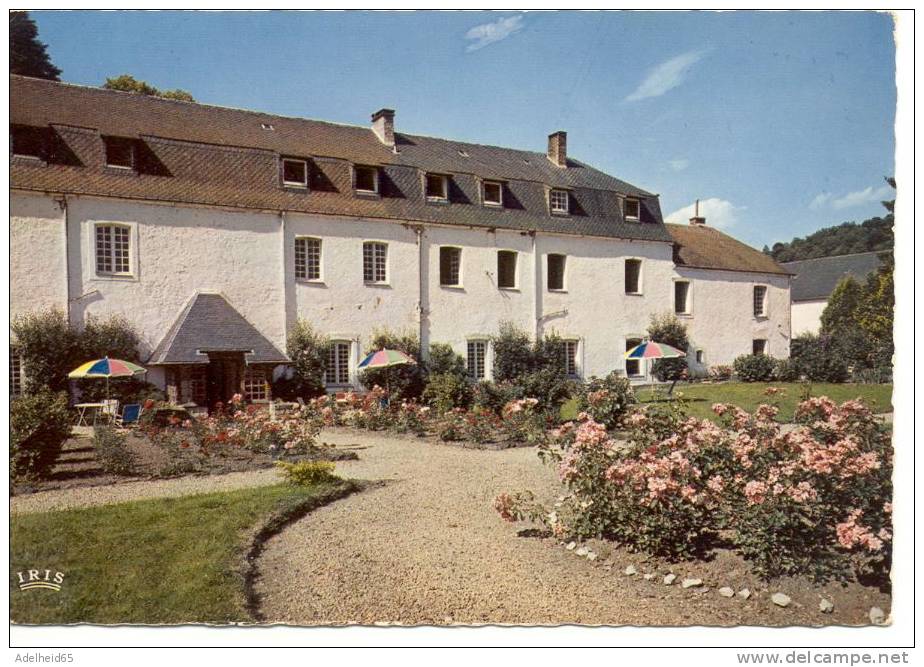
<box><xmin>103</xmin><ymin>74</ymin><xmax>195</xmax><ymax>102</ymax></box>
<box><xmin>820</xmin><ymin>276</ymin><xmax>863</xmax><ymax>337</ymax></box>
<box><xmin>647</xmin><ymin>312</ymin><xmax>689</xmax><ymax>382</ymax></box>
<box><xmin>10</xmin><ymin>11</ymin><xmax>61</xmax><ymax>80</ymax></box>
<box><xmin>276</xmin><ymin>320</ymin><xmax>330</xmax><ymax>399</ymax></box>
<box><xmin>763</xmin><ymin>215</ymin><xmax>893</xmax><ymax>262</ymax></box>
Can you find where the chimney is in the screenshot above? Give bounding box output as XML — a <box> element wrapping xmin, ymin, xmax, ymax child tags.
<box><xmin>371</xmin><ymin>108</ymin><xmax>395</xmax><ymax>148</ymax></box>
<box><xmin>547</xmin><ymin>131</ymin><xmax>567</xmax><ymax>167</ymax></box>
<box><xmin>689</xmin><ymin>199</ymin><xmax>706</xmax><ymax>225</ymax></box>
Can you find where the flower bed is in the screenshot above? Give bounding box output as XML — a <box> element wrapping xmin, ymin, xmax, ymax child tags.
<box><xmin>496</xmin><ymin>393</ymin><xmax>892</xmax><ymax>584</ymax></box>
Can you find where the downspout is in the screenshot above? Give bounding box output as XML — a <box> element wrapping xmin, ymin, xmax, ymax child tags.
<box><xmin>278</xmin><ymin>210</ymin><xmax>288</xmax><ymax>385</ymax></box>
<box><xmin>415</xmin><ymin>226</ymin><xmax>427</xmax><ymax>361</ymax></box>
<box><xmin>532</xmin><ymin>231</ymin><xmax>541</xmax><ymax>340</ymax></box>
<box><xmin>59</xmin><ymin>195</ymin><xmax>71</xmax><ymax>325</ymax></box>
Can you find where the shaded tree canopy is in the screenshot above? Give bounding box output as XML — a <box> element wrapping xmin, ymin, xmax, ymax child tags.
<box><xmin>103</xmin><ymin>74</ymin><xmax>195</xmax><ymax>102</ymax></box>
<box><xmin>10</xmin><ymin>11</ymin><xmax>61</xmax><ymax>80</ymax></box>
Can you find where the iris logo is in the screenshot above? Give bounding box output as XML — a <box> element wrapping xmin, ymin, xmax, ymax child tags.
<box><xmin>16</xmin><ymin>569</ymin><xmax>65</xmax><ymax>592</ymax></box>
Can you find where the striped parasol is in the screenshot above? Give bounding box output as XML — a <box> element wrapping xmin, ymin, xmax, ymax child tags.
<box><xmin>624</xmin><ymin>341</ymin><xmax>686</xmax><ymax>360</ymax></box>
<box><xmin>357</xmin><ymin>349</ymin><xmax>417</xmax><ymax>369</ymax></box>
<box><xmin>68</xmin><ymin>357</ymin><xmax>147</xmax><ymax>400</ymax></box>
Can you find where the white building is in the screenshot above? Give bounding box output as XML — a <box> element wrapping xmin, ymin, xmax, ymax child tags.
<box><xmin>10</xmin><ymin>75</ymin><xmax>792</xmax><ymax>404</ymax></box>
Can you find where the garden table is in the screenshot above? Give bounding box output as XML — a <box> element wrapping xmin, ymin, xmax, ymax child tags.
<box><xmin>74</xmin><ymin>402</ymin><xmax>106</xmax><ymax>427</ymax></box>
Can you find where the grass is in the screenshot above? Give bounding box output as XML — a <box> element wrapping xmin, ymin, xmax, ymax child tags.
<box><xmin>561</xmin><ymin>382</ymin><xmax>893</xmax><ymax>424</ymax></box>
<box><xmin>11</xmin><ymin>480</ymin><xmax>355</xmax><ymax>625</ymax></box>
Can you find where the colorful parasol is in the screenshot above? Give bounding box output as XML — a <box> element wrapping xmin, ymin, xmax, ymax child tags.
<box><xmin>357</xmin><ymin>349</ymin><xmax>417</xmax><ymax>369</ymax></box>
<box><xmin>624</xmin><ymin>341</ymin><xmax>686</xmax><ymax>360</ymax></box>
<box><xmin>68</xmin><ymin>357</ymin><xmax>147</xmax><ymax>400</ymax></box>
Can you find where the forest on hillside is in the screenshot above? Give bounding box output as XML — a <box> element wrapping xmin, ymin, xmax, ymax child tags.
<box><xmin>763</xmin><ymin>214</ymin><xmax>894</xmax><ymax>263</ymax></box>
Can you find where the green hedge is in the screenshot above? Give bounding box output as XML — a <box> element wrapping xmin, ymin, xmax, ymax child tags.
<box><xmin>11</xmin><ymin>391</ymin><xmax>71</xmax><ymax>480</ymax></box>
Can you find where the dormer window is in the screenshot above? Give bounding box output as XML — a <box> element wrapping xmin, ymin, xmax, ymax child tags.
<box><xmin>425</xmin><ymin>173</ymin><xmax>448</xmax><ymax>201</ymax></box>
<box><xmin>482</xmin><ymin>181</ymin><xmax>503</xmax><ymax>207</ymax></box>
<box><xmin>549</xmin><ymin>189</ymin><xmax>569</xmax><ymax>214</ymax></box>
<box><xmin>624</xmin><ymin>197</ymin><xmax>641</xmax><ymax>221</ymax></box>
<box><xmin>354</xmin><ymin>165</ymin><xmax>379</xmax><ymax>194</ymax></box>
<box><xmin>104</xmin><ymin>136</ymin><xmax>135</xmax><ymax>169</ymax></box>
<box><xmin>10</xmin><ymin>125</ymin><xmax>46</xmax><ymax>159</ymax></box>
<box><xmin>282</xmin><ymin>158</ymin><xmax>308</xmax><ymax>188</ymax></box>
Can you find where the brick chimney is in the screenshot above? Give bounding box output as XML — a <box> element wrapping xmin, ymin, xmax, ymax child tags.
<box><xmin>689</xmin><ymin>199</ymin><xmax>706</xmax><ymax>225</ymax></box>
<box><xmin>547</xmin><ymin>131</ymin><xmax>567</xmax><ymax>167</ymax></box>
<box><xmin>371</xmin><ymin>108</ymin><xmax>395</xmax><ymax>148</ymax></box>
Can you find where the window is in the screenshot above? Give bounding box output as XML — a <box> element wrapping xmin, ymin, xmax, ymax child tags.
<box><xmin>695</xmin><ymin>349</ymin><xmax>704</xmax><ymax>365</ymax></box>
<box><xmin>625</xmin><ymin>259</ymin><xmax>642</xmax><ymax>294</ymax></box>
<box><xmin>439</xmin><ymin>247</ymin><xmax>461</xmax><ymax>287</ymax></box>
<box><xmin>295</xmin><ymin>237</ymin><xmax>322</xmax><ymax>281</ymax></box>
<box><xmin>95</xmin><ymin>224</ymin><xmax>131</xmax><ymax>275</ymax></box>
<box><xmin>624</xmin><ymin>198</ymin><xmax>641</xmax><ymax>221</ymax></box>
<box><xmin>243</xmin><ymin>367</ymin><xmax>268</xmax><ymax>402</ymax></box>
<box><xmin>483</xmin><ymin>181</ymin><xmax>503</xmax><ymax>206</ymax></box>
<box><xmin>11</xmin><ymin>125</ymin><xmax>46</xmax><ymax>159</ymax></box>
<box><xmin>467</xmin><ymin>340</ymin><xmax>487</xmax><ymax>380</ymax></box>
<box><xmin>752</xmin><ymin>339</ymin><xmax>768</xmax><ymax>356</ymax></box>
<box><xmin>549</xmin><ymin>189</ymin><xmax>569</xmax><ymax>214</ymax></box>
<box><xmin>354</xmin><ymin>165</ymin><xmax>379</xmax><ymax>193</ymax></box>
<box><xmin>363</xmin><ymin>242</ymin><xmax>388</xmax><ymax>283</ymax></box>
<box><xmin>547</xmin><ymin>253</ymin><xmax>566</xmax><ymax>291</ymax></box>
<box><xmin>674</xmin><ymin>280</ymin><xmax>691</xmax><ymax>315</ymax></box>
<box><xmin>425</xmin><ymin>173</ymin><xmax>448</xmax><ymax>201</ymax></box>
<box><xmin>282</xmin><ymin>158</ymin><xmax>308</xmax><ymax>188</ymax></box>
<box><xmin>753</xmin><ymin>285</ymin><xmax>768</xmax><ymax>317</ymax></box>
<box><xmin>326</xmin><ymin>342</ymin><xmax>351</xmax><ymax>386</ymax></box>
<box><xmin>562</xmin><ymin>340</ymin><xmax>579</xmax><ymax>377</ymax></box>
<box><xmin>10</xmin><ymin>347</ymin><xmax>23</xmax><ymax>398</ymax></box>
<box><xmin>497</xmin><ymin>250</ymin><xmax>517</xmax><ymax>289</ymax></box>
<box><xmin>103</xmin><ymin>137</ymin><xmax>135</xmax><ymax>169</ymax></box>
<box><xmin>626</xmin><ymin>338</ymin><xmax>643</xmax><ymax>378</ymax></box>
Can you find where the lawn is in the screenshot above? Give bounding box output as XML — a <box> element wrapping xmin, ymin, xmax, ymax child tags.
<box><xmin>562</xmin><ymin>382</ymin><xmax>892</xmax><ymax>423</ymax></box>
<box><xmin>11</xmin><ymin>480</ymin><xmax>356</xmax><ymax>625</ymax></box>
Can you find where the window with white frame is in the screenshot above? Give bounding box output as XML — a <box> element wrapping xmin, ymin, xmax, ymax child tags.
<box><xmin>363</xmin><ymin>242</ymin><xmax>388</xmax><ymax>283</ymax></box>
<box><xmin>439</xmin><ymin>247</ymin><xmax>461</xmax><ymax>286</ymax></box>
<box><xmin>10</xmin><ymin>346</ymin><xmax>23</xmax><ymax>398</ymax></box>
<box><xmin>562</xmin><ymin>340</ymin><xmax>579</xmax><ymax>377</ymax></box>
<box><xmin>695</xmin><ymin>349</ymin><xmax>705</xmax><ymax>365</ymax></box>
<box><xmin>753</xmin><ymin>285</ymin><xmax>768</xmax><ymax>317</ymax></box>
<box><xmin>425</xmin><ymin>173</ymin><xmax>448</xmax><ymax>201</ymax></box>
<box><xmin>295</xmin><ymin>237</ymin><xmax>322</xmax><ymax>281</ymax></box>
<box><xmin>95</xmin><ymin>224</ymin><xmax>131</xmax><ymax>275</ymax></box>
<box><xmin>242</xmin><ymin>367</ymin><xmax>268</xmax><ymax>402</ymax></box>
<box><xmin>497</xmin><ymin>250</ymin><xmax>517</xmax><ymax>289</ymax></box>
<box><xmin>467</xmin><ymin>340</ymin><xmax>487</xmax><ymax>380</ymax></box>
<box><xmin>354</xmin><ymin>165</ymin><xmax>379</xmax><ymax>194</ymax></box>
<box><xmin>549</xmin><ymin>189</ymin><xmax>569</xmax><ymax>214</ymax></box>
<box><xmin>547</xmin><ymin>253</ymin><xmax>566</xmax><ymax>291</ymax></box>
<box><xmin>625</xmin><ymin>259</ymin><xmax>642</xmax><ymax>294</ymax></box>
<box><xmin>626</xmin><ymin>338</ymin><xmax>643</xmax><ymax>377</ymax></box>
<box><xmin>326</xmin><ymin>341</ymin><xmax>351</xmax><ymax>386</ymax></box>
<box><xmin>624</xmin><ymin>197</ymin><xmax>641</xmax><ymax>221</ymax></box>
<box><xmin>752</xmin><ymin>339</ymin><xmax>768</xmax><ymax>356</ymax></box>
<box><xmin>482</xmin><ymin>181</ymin><xmax>503</xmax><ymax>206</ymax></box>
<box><xmin>674</xmin><ymin>280</ymin><xmax>691</xmax><ymax>315</ymax></box>
<box><xmin>103</xmin><ymin>136</ymin><xmax>135</xmax><ymax>169</ymax></box>
<box><xmin>282</xmin><ymin>158</ymin><xmax>308</xmax><ymax>188</ymax></box>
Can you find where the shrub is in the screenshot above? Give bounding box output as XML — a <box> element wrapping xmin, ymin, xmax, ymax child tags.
<box><xmin>708</xmin><ymin>365</ymin><xmax>733</xmax><ymax>381</ymax></box>
<box><xmin>772</xmin><ymin>358</ymin><xmax>800</xmax><ymax>382</ymax></box>
<box><xmin>501</xmin><ymin>398</ymin><xmax>546</xmax><ymax>445</ymax></box>
<box><xmin>733</xmin><ymin>354</ymin><xmax>776</xmax><ymax>382</ymax></box>
<box><xmin>464</xmin><ymin>407</ymin><xmax>501</xmax><ymax>444</ymax></box>
<box><xmin>492</xmin><ymin>321</ymin><xmax>534</xmax><ymax>382</ymax></box>
<box><xmin>275</xmin><ymin>460</ymin><xmax>338</xmax><ymax>486</ymax></box>
<box><xmin>76</xmin><ymin>378</ymin><xmax>164</xmax><ymax>405</ymax></box>
<box><xmin>428</xmin><ymin>343</ymin><xmax>467</xmax><ymax>379</ymax></box>
<box><xmin>422</xmin><ymin>372</ymin><xmax>472</xmax><ymax>414</ymax></box>
<box><xmin>576</xmin><ymin>371</ymin><xmax>636</xmax><ymax>430</ymax></box>
<box><xmin>359</xmin><ymin>328</ymin><xmax>426</xmax><ymax>400</ymax></box>
<box><xmin>12</xmin><ymin>308</ymin><xmax>82</xmax><ymax>394</ymax></box>
<box><xmin>92</xmin><ymin>426</ymin><xmax>136</xmax><ymax>475</ymax></box>
<box><xmin>471</xmin><ymin>380</ymin><xmax>521</xmax><ymax>415</ymax></box>
<box><xmin>10</xmin><ymin>391</ymin><xmax>71</xmax><ymax>480</ymax></box>
<box><xmin>517</xmin><ymin>367</ymin><xmax>574</xmax><ymax>415</ymax></box>
<box><xmin>790</xmin><ymin>334</ymin><xmax>850</xmax><ymax>383</ymax></box>
<box><xmin>436</xmin><ymin>409</ymin><xmax>467</xmax><ymax>441</ymax></box>
<box><xmin>277</xmin><ymin>320</ymin><xmax>330</xmax><ymax>400</ymax></box>
<box><xmin>647</xmin><ymin>312</ymin><xmax>690</xmax><ymax>382</ymax></box>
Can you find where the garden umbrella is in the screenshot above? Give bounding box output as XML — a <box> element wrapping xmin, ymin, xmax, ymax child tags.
<box><xmin>624</xmin><ymin>340</ymin><xmax>686</xmax><ymax>396</ymax></box>
<box><xmin>68</xmin><ymin>356</ymin><xmax>147</xmax><ymax>400</ymax></box>
<box><xmin>357</xmin><ymin>349</ymin><xmax>417</xmax><ymax>399</ymax></box>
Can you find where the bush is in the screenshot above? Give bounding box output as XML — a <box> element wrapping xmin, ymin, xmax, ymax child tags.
<box><xmin>422</xmin><ymin>372</ymin><xmax>472</xmax><ymax>414</ymax></box>
<box><xmin>490</xmin><ymin>322</ymin><xmax>574</xmax><ymax>414</ymax></box>
<box><xmin>275</xmin><ymin>460</ymin><xmax>338</xmax><ymax>486</ymax></box>
<box><xmin>12</xmin><ymin>309</ymin><xmax>81</xmax><ymax>394</ymax></box>
<box><xmin>471</xmin><ymin>380</ymin><xmax>520</xmax><ymax>415</ymax></box>
<box><xmin>790</xmin><ymin>334</ymin><xmax>850</xmax><ymax>383</ymax></box>
<box><xmin>436</xmin><ymin>409</ymin><xmax>467</xmax><ymax>441</ymax></box>
<box><xmin>733</xmin><ymin>354</ymin><xmax>776</xmax><ymax>382</ymax></box>
<box><xmin>772</xmin><ymin>358</ymin><xmax>800</xmax><ymax>382</ymax></box>
<box><xmin>428</xmin><ymin>343</ymin><xmax>467</xmax><ymax>379</ymax></box>
<box><xmin>492</xmin><ymin>322</ymin><xmax>534</xmax><ymax>382</ymax></box>
<box><xmin>517</xmin><ymin>367</ymin><xmax>574</xmax><ymax>415</ymax></box>
<box><xmin>464</xmin><ymin>407</ymin><xmax>501</xmax><ymax>444</ymax></box>
<box><xmin>76</xmin><ymin>378</ymin><xmax>164</xmax><ymax>405</ymax></box>
<box><xmin>647</xmin><ymin>313</ymin><xmax>689</xmax><ymax>382</ymax></box>
<box><xmin>10</xmin><ymin>391</ymin><xmax>71</xmax><ymax>480</ymax></box>
<box><xmin>93</xmin><ymin>426</ymin><xmax>136</xmax><ymax>476</ymax></box>
<box><xmin>359</xmin><ymin>328</ymin><xmax>426</xmax><ymax>400</ymax></box>
<box><xmin>277</xmin><ymin>320</ymin><xmax>330</xmax><ymax>400</ymax></box>
<box><xmin>708</xmin><ymin>365</ymin><xmax>733</xmax><ymax>382</ymax></box>
<box><xmin>576</xmin><ymin>371</ymin><xmax>636</xmax><ymax>430</ymax></box>
<box><xmin>501</xmin><ymin>398</ymin><xmax>546</xmax><ymax>445</ymax></box>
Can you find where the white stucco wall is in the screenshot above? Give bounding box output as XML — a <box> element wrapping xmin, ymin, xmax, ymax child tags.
<box><xmin>673</xmin><ymin>267</ymin><xmax>792</xmax><ymax>370</ymax></box>
<box><xmin>11</xmin><ymin>192</ymin><xmax>68</xmax><ymax>320</ymax></box>
<box><xmin>791</xmin><ymin>299</ymin><xmax>827</xmax><ymax>336</ymax></box>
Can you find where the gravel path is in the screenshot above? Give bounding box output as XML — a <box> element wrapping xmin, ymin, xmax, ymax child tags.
<box><xmin>254</xmin><ymin>431</ymin><xmax>887</xmax><ymax>626</ymax></box>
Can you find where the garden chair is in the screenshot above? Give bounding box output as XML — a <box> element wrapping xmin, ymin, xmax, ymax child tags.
<box><xmin>113</xmin><ymin>403</ymin><xmax>142</xmax><ymax>428</ymax></box>
<box><xmin>101</xmin><ymin>399</ymin><xmax>120</xmax><ymax>423</ymax></box>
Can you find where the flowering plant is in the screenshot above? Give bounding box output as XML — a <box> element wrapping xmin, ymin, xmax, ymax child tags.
<box><xmin>501</xmin><ymin>398</ymin><xmax>546</xmax><ymax>445</ymax></box>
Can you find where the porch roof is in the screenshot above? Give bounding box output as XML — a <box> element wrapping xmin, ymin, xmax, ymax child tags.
<box><xmin>148</xmin><ymin>292</ymin><xmax>289</xmax><ymax>365</ymax></box>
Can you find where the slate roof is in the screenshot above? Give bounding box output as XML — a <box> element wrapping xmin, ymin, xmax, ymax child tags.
<box><xmin>666</xmin><ymin>224</ymin><xmax>792</xmax><ymax>276</ymax></box>
<box><xmin>148</xmin><ymin>293</ymin><xmax>288</xmax><ymax>365</ymax></box>
<box><xmin>781</xmin><ymin>251</ymin><xmax>886</xmax><ymax>302</ymax></box>
<box><xmin>10</xmin><ymin>75</ymin><xmax>672</xmax><ymax>243</ymax></box>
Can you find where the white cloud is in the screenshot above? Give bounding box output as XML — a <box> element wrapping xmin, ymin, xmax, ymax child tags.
<box><xmin>464</xmin><ymin>15</ymin><xmax>524</xmax><ymax>52</ymax></box>
<box><xmin>669</xmin><ymin>158</ymin><xmax>690</xmax><ymax>172</ymax></box>
<box><xmin>625</xmin><ymin>49</ymin><xmax>708</xmax><ymax>102</ymax></box>
<box><xmin>665</xmin><ymin>198</ymin><xmax>744</xmax><ymax>230</ymax></box>
<box><xmin>808</xmin><ymin>185</ymin><xmax>892</xmax><ymax>211</ymax></box>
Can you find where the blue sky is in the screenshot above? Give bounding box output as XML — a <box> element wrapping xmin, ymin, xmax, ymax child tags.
<box><xmin>31</xmin><ymin>10</ymin><xmax>896</xmax><ymax>249</ymax></box>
